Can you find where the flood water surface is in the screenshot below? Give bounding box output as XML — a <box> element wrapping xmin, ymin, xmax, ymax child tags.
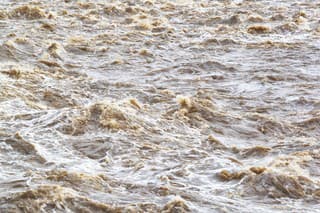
<box><xmin>0</xmin><ymin>0</ymin><xmax>320</xmax><ymax>212</ymax></box>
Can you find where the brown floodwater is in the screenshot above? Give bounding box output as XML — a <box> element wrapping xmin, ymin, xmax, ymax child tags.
<box><xmin>0</xmin><ymin>0</ymin><xmax>320</xmax><ymax>212</ymax></box>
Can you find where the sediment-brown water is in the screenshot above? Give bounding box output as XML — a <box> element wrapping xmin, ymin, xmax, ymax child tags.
<box><xmin>0</xmin><ymin>0</ymin><xmax>320</xmax><ymax>212</ymax></box>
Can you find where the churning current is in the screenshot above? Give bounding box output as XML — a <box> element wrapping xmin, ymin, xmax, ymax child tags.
<box><xmin>0</xmin><ymin>0</ymin><xmax>320</xmax><ymax>212</ymax></box>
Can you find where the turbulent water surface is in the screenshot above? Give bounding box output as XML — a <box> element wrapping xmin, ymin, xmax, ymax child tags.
<box><xmin>0</xmin><ymin>0</ymin><xmax>320</xmax><ymax>212</ymax></box>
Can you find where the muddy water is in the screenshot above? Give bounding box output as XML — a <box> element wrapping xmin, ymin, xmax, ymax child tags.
<box><xmin>0</xmin><ymin>0</ymin><xmax>320</xmax><ymax>212</ymax></box>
